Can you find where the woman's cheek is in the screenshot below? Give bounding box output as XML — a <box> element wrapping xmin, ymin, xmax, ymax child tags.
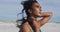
<box><xmin>33</xmin><ymin>11</ymin><xmax>39</xmax><ymax>16</ymax></box>
<box><xmin>33</xmin><ymin>8</ymin><xmax>40</xmax><ymax>16</ymax></box>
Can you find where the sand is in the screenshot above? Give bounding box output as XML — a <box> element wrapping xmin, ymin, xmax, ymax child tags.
<box><xmin>0</xmin><ymin>22</ymin><xmax>60</xmax><ymax>32</ymax></box>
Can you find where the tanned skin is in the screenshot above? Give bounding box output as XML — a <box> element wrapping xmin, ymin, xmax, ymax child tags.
<box><xmin>20</xmin><ymin>2</ymin><xmax>52</xmax><ymax>32</ymax></box>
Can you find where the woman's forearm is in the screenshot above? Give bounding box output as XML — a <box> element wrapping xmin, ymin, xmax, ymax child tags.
<box><xmin>32</xmin><ymin>21</ymin><xmax>40</xmax><ymax>32</ymax></box>
<box><xmin>38</xmin><ymin>12</ymin><xmax>52</xmax><ymax>27</ymax></box>
<box><xmin>39</xmin><ymin>12</ymin><xmax>52</xmax><ymax>17</ymax></box>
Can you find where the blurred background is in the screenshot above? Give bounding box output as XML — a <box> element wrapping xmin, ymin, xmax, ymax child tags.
<box><xmin>0</xmin><ymin>0</ymin><xmax>60</xmax><ymax>22</ymax></box>
<box><xmin>0</xmin><ymin>0</ymin><xmax>60</xmax><ymax>32</ymax></box>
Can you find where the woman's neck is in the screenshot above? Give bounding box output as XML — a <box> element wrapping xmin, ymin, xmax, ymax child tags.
<box><xmin>27</xmin><ymin>16</ymin><xmax>37</xmax><ymax>21</ymax></box>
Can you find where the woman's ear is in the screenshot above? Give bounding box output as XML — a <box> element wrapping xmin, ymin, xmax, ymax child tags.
<box><xmin>28</xmin><ymin>9</ymin><xmax>32</xmax><ymax>14</ymax></box>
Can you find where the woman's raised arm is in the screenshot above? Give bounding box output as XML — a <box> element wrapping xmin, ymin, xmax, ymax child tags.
<box><xmin>38</xmin><ymin>12</ymin><xmax>52</xmax><ymax>27</ymax></box>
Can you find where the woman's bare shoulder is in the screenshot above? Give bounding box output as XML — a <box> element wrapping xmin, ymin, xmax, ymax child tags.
<box><xmin>21</xmin><ymin>21</ymin><xmax>31</xmax><ymax>28</ymax></box>
<box><xmin>20</xmin><ymin>21</ymin><xmax>32</xmax><ymax>32</ymax></box>
<box><xmin>21</xmin><ymin>21</ymin><xmax>29</xmax><ymax>26</ymax></box>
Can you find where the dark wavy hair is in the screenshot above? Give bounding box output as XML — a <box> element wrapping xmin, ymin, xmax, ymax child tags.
<box><xmin>16</xmin><ymin>0</ymin><xmax>38</xmax><ymax>25</ymax></box>
<box><xmin>22</xmin><ymin>0</ymin><xmax>38</xmax><ymax>19</ymax></box>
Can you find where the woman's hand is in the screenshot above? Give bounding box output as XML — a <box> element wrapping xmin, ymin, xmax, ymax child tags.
<box><xmin>32</xmin><ymin>21</ymin><xmax>40</xmax><ymax>32</ymax></box>
<box><xmin>28</xmin><ymin>17</ymin><xmax>40</xmax><ymax>32</ymax></box>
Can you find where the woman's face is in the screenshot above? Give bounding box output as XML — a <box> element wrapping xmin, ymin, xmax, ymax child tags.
<box><xmin>31</xmin><ymin>2</ymin><xmax>42</xmax><ymax>17</ymax></box>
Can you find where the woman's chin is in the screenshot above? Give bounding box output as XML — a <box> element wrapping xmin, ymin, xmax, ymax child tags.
<box><xmin>37</xmin><ymin>14</ymin><xmax>41</xmax><ymax>17</ymax></box>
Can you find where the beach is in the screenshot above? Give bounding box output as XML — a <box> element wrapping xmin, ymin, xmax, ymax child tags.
<box><xmin>0</xmin><ymin>22</ymin><xmax>60</xmax><ymax>32</ymax></box>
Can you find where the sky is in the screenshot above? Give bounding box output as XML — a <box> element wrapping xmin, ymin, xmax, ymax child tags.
<box><xmin>0</xmin><ymin>0</ymin><xmax>60</xmax><ymax>22</ymax></box>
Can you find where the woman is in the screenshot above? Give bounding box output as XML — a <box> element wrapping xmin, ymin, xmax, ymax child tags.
<box><xmin>18</xmin><ymin>0</ymin><xmax>52</xmax><ymax>32</ymax></box>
